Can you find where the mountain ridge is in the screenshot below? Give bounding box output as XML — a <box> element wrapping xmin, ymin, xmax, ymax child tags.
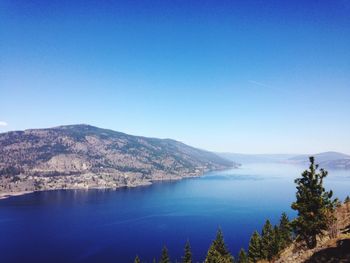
<box><xmin>218</xmin><ymin>151</ymin><xmax>350</xmax><ymax>169</ymax></box>
<box><xmin>286</xmin><ymin>151</ymin><xmax>350</xmax><ymax>169</ymax></box>
<box><xmin>0</xmin><ymin>124</ymin><xmax>235</xmax><ymax>197</ymax></box>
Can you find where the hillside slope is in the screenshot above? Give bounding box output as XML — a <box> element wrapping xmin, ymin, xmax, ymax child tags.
<box><xmin>275</xmin><ymin>202</ymin><xmax>350</xmax><ymax>263</ymax></box>
<box><xmin>0</xmin><ymin>124</ymin><xmax>234</xmax><ymax>196</ymax></box>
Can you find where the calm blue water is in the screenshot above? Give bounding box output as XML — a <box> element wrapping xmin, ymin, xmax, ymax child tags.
<box><xmin>0</xmin><ymin>163</ymin><xmax>349</xmax><ymax>263</ymax></box>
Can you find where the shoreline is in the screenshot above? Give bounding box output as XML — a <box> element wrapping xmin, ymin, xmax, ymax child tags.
<box><xmin>0</xmin><ymin>173</ymin><xmax>201</xmax><ymax>201</ymax></box>
<box><xmin>0</xmin><ymin>167</ymin><xmax>236</xmax><ymax>201</ymax></box>
<box><xmin>0</xmin><ymin>178</ymin><xmax>188</xmax><ymax>201</ymax></box>
<box><xmin>0</xmin><ymin>191</ymin><xmax>35</xmax><ymax>200</ymax></box>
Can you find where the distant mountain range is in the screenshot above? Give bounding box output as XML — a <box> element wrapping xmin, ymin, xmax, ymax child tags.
<box><xmin>287</xmin><ymin>151</ymin><xmax>350</xmax><ymax>169</ymax></box>
<box><xmin>217</xmin><ymin>153</ymin><xmax>297</xmax><ymax>164</ymax></box>
<box><xmin>287</xmin><ymin>151</ymin><xmax>350</xmax><ymax>163</ymax></box>
<box><xmin>218</xmin><ymin>151</ymin><xmax>350</xmax><ymax>169</ymax></box>
<box><xmin>0</xmin><ymin>124</ymin><xmax>235</xmax><ymax>196</ymax></box>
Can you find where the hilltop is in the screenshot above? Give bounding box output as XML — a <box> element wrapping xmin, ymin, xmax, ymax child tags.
<box><xmin>0</xmin><ymin>124</ymin><xmax>235</xmax><ymax>197</ymax></box>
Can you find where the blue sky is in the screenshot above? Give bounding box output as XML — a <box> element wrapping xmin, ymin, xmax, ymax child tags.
<box><xmin>1</xmin><ymin>0</ymin><xmax>350</xmax><ymax>154</ymax></box>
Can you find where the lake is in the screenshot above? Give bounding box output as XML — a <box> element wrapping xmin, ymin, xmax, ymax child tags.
<box><xmin>0</xmin><ymin>163</ymin><xmax>349</xmax><ymax>263</ymax></box>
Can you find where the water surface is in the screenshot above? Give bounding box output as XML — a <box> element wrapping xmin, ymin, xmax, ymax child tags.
<box><xmin>0</xmin><ymin>163</ymin><xmax>349</xmax><ymax>262</ymax></box>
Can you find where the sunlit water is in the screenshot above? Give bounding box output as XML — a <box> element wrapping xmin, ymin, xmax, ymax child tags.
<box><xmin>0</xmin><ymin>163</ymin><xmax>349</xmax><ymax>263</ymax></box>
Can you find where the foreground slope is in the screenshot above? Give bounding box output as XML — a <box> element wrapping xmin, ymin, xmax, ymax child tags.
<box><xmin>275</xmin><ymin>202</ymin><xmax>350</xmax><ymax>263</ymax></box>
<box><xmin>0</xmin><ymin>124</ymin><xmax>234</xmax><ymax>196</ymax></box>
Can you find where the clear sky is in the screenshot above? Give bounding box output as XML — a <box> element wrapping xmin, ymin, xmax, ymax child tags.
<box><xmin>1</xmin><ymin>0</ymin><xmax>350</xmax><ymax>154</ymax></box>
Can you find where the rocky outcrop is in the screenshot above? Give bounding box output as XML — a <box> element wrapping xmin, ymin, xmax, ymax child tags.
<box><xmin>0</xmin><ymin>124</ymin><xmax>236</xmax><ymax>195</ymax></box>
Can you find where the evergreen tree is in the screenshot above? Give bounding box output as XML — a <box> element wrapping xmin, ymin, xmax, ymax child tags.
<box><xmin>261</xmin><ymin>220</ymin><xmax>274</xmax><ymax>260</ymax></box>
<box><xmin>345</xmin><ymin>196</ymin><xmax>350</xmax><ymax>204</ymax></box>
<box><xmin>160</xmin><ymin>246</ymin><xmax>170</xmax><ymax>263</ymax></box>
<box><xmin>205</xmin><ymin>228</ymin><xmax>234</xmax><ymax>263</ymax></box>
<box><xmin>182</xmin><ymin>240</ymin><xmax>192</xmax><ymax>263</ymax></box>
<box><xmin>291</xmin><ymin>157</ymin><xmax>337</xmax><ymax>248</ymax></box>
<box><xmin>134</xmin><ymin>255</ymin><xmax>141</xmax><ymax>263</ymax></box>
<box><xmin>278</xmin><ymin>212</ymin><xmax>292</xmax><ymax>249</ymax></box>
<box><xmin>237</xmin><ymin>248</ymin><xmax>248</xmax><ymax>263</ymax></box>
<box><xmin>248</xmin><ymin>231</ymin><xmax>262</xmax><ymax>263</ymax></box>
<box><xmin>271</xmin><ymin>225</ymin><xmax>281</xmax><ymax>257</ymax></box>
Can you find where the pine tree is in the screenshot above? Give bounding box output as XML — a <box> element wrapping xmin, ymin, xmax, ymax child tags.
<box><xmin>291</xmin><ymin>157</ymin><xmax>337</xmax><ymax>248</ymax></box>
<box><xmin>205</xmin><ymin>228</ymin><xmax>234</xmax><ymax>263</ymax></box>
<box><xmin>160</xmin><ymin>246</ymin><xmax>170</xmax><ymax>263</ymax></box>
<box><xmin>237</xmin><ymin>248</ymin><xmax>248</xmax><ymax>263</ymax></box>
<box><xmin>271</xmin><ymin>225</ymin><xmax>281</xmax><ymax>257</ymax></box>
<box><xmin>134</xmin><ymin>255</ymin><xmax>141</xmax><ymax>263</ymax></box>
<box><xmin>261</xmin><ymin>220</ymin><xmax>274</xmax><ymax>260</ymax></box>
<box><xmin>278</xmin><ymin>212</ymin><xmax>292</xmax><ymax>249</ymax></box>
<box><xmin>182</xmin><ymin>240</ymin><xmax>192</xmax><ymax>263</ymax></box>
<box><xmin>248</xmin><ymin>231</ymin><xmax>262</xmax><ymax>263</ymax></box>
<box><xmin>345</xmin><ymin>196</ymin><xmax>350</xmax><ymax>204</ymax></box>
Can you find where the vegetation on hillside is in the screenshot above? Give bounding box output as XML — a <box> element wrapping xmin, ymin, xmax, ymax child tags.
<box><xmin>182</xmin><ymin>240</ymin><xmax>192</xmax><ymax>263</ymax></box>
<box><xmin>246</xmin><ymin>214</ymin><xmax>293</xmax><ymax>262</ymax></box>
<box><xmin>205</xmin><ymin>229</ymin><xmax>234</xmax><ymax>263</ymax></box>
<box><xmin>291</xmin><ymin>156</ymin><xmax>338</xmax><ymax>248</ymax></box>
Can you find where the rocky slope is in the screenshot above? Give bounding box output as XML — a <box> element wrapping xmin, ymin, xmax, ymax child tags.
<box><xmin>0</xmin><ymin>124</ymin><xmax>234</xmax><ymax>196</ymax></box>
<box><xmin>274</xmin><ymin>202</ymin><xmax>350</xmax><ymax>263</ymax></box>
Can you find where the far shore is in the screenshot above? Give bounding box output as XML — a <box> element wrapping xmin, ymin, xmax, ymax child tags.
<box><xmin>0</xmin><ymin>173</ymin><xmax>203</xmax><ymax>201</ymax></box>
<box><xmin>0</xmin><ymin>167</ymin><xmax>237</xmax><ymax>201</ymax></box>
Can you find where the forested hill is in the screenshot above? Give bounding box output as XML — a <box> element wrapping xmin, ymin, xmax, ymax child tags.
<box><xmin>0</xmin><ymin>125</ymin><xmax>234</xmax><ymax>194</ymax></box>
